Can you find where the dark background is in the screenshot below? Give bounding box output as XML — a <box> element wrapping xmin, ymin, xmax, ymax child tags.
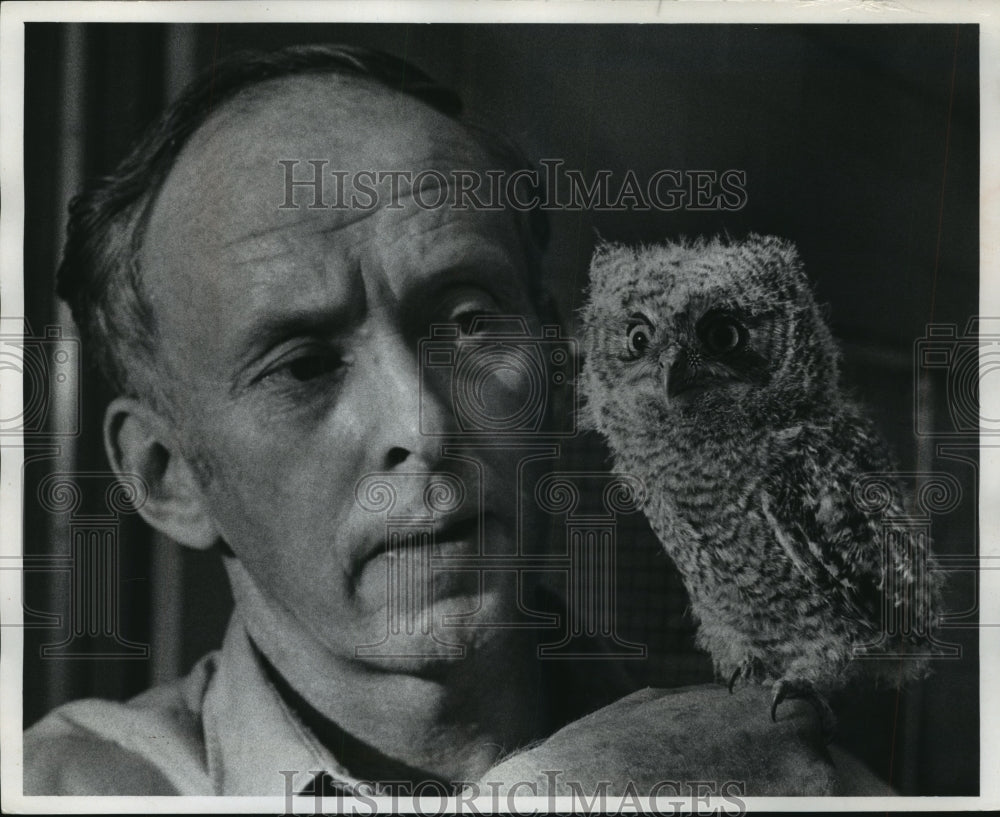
<box><xmin>21</xmin><ymin>23</ymin><xmax>979</xmax><ymax>795</ymax></box>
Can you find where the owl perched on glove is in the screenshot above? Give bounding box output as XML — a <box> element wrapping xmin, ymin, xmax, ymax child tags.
<box><xmin>579</xmin><ymin>234</ymin><xmax>941</xmax><ymax>735</ymax></box>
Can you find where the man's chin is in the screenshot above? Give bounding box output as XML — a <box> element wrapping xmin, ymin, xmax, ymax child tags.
<box><xmin>347</xmin><ymin>581</ymin><xmax>520</xmax><ymax>673</ymax></box>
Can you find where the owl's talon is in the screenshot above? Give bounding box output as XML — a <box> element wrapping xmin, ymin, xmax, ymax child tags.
<box><xmin>770</xmin><ymin>679</ymin><xmax>837</xmax><ymax>742</ymax></box>
<box><xmin>770</xmin><ymin>682</ymin><xmax>788</xmax><ymax>721</ymax></box>
<box><xmin>728</xmin><ymin>657</ymin><xmax>762</xmax><ymax>693</ymax></box>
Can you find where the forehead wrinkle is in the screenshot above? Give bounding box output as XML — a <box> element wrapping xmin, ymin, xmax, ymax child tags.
<box><xmin>223</xmin><ymin>207</ymin><xmax>376</xmax><ymax>259</ymax></box>
<box><xmin>227</xmin><ymin>175</ymin><xmax>495</xmax><ymax>267</ymax></box>
<box><xmin>232</xmin><ymin>238</ymin><xmax>362</xmax><ymax>336</ymax></box>
<box><xmin>370</xmin><ymin>213</ymin><xmax>522</xmax><ymax>293</ymax></box>
<box><xmin>223</xmin><ymin>163</ymin><xmax>470</xmax><ymax>259</ymax></box>
<box><xmin>372</xmin><ymin>207</ymin><xmax>455</xmax><ymax>254</ymax></box>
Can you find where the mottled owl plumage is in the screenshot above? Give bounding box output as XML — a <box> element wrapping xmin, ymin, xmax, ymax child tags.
<box><xmin>579</xmin><ymin>234</ymin><xmax>940</xmax><ymax>727</ymax></box>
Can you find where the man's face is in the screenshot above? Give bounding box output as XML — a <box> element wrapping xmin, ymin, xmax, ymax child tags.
<box><xmin>140</xmin><ymin>76</ymin><xmax>546</xmax><ymax>668</ymax></box>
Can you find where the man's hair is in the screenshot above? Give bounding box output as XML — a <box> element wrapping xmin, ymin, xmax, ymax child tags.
<box><xmin>56</xmin><ymin>43</ymin><xmax>551</xmax><ymax>403</ymax></box>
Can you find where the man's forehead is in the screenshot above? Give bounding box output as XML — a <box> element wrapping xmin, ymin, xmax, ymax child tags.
<box><xmin>145</xmin><ymin>73</ymin><xmax>498</xmax><ymax>253</ymax></box>
<box><xmin>181</xmin><ymin>73</ymin><xmax>486</xmax><ymax>176</ymax></box>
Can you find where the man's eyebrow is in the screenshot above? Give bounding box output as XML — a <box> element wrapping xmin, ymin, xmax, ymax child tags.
<box><xmin>425</xmin><ymin>261</ymin><xmax>527</xmax><ymax>301</ymax></box>
<box><xmin>233</xmin><ymin>301</ymin><xmax>362</xmax><ymax>372</ymax></box>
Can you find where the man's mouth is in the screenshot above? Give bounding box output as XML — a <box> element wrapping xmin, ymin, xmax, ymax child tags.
<box><xmin>356</xmin><ymin>512</ymin><xmax>482</xmax><ymax>574</ymax></box>
<box><xmin>432</xmin><ymin>515</ymin><xmax>481</xmax><ymax>549</ymax></box>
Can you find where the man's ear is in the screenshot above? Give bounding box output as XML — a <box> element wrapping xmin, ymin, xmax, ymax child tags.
<box><xmin>103</xmin><ymin>396</ymin><xmax>219</xmax><ymax>550</ymax></box>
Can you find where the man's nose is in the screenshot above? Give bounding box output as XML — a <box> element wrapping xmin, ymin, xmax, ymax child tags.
<box><xmin>369</xmin><ymin>332</ymin><xmax>454</xmax><ymax>471</ymax></box>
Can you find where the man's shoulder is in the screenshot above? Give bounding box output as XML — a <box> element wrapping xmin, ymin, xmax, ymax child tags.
<box><xmin>23</xmin><ymin>652</ymin><xmax>218</xmax><ymax>795</ymax></box>
<box><xmin>23</xmin><ymin>721</ymin><xmax>181</xmax><ymax>795</ymax></box>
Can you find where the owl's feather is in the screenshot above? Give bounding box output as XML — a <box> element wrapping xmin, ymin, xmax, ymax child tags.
<box><xmin>579</xmin><ymin>234</ymin><xmax>940</xmax><ymax>714</ymax></box>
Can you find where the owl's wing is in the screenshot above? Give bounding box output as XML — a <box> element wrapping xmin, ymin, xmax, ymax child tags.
<box><xmin>761</xmin><ymin>417</ymin><xmax>916</xmax><ymax>631</ymax></box>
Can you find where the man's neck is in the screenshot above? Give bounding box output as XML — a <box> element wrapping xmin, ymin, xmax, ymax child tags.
<box><xmin>224</xmin><ymin>559</ymin><xmax>553</xmax><ymax>783</ymax></box>
<box><xmin>256</xmin><ymin>630</ymin><xmax>550</xmax><ymax>785</ymax></box>
<box><xmin>258</xmin><ymin>648</ymin><xmax>451</xmax><ymax>787</ymax></box>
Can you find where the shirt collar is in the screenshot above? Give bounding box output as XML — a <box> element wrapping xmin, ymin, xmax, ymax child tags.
<box><xmin>200</xmin><ymin>616</ymin><xmax>365</xmax><ymax>796</ymax></box>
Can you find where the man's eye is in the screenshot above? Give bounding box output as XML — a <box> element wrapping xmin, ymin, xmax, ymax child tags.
<box><xmin>260</xmin><ymin>348</ymin><xmax>346</xmax><ymax>385</ymax></box>
<box><xmin>436</xmin><ymin>285</ymin><xmax>506</xmax><ymax>335</ymax></box>
<box><xmin>285</xmin><ymin>353</ymin><xmax>343</xmax><ymax>381</ymax></box>
<box><xmin>452</xmin><ymin>310</ymin><xmax>498</xmax><ymax>334</ymax></box>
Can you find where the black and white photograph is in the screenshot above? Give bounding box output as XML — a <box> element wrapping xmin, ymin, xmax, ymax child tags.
<box><xmin>1</xmin><ymin>1</ymin><xmax>995</xmax><ymax>812</ymax></box>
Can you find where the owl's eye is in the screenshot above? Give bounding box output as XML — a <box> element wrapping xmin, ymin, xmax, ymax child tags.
<box><xmin>626</xmin><ymin>318</ymin><xmax>654</xmax><ymax>359</ymax></box>
<box><xmin>697</xmin><ymin>311</ymin><xmax>748</xmax><ymax>356</ymax></box>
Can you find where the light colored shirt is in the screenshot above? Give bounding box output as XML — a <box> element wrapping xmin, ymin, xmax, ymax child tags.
<box><xmin>24</xmin><ymin>617</ymin><xmax>361</xmax><ymax>795</ymax></box>
<box><xmin>23</xmin><ymin>614</ymin><xmax>896</xmax><ymax>797</ymax></box>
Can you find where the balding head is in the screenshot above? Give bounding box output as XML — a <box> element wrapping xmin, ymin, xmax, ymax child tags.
<box><xmin>56</xmin><ymin>45</ymin><xmax>548</xmax><ymax>407</ymax></box>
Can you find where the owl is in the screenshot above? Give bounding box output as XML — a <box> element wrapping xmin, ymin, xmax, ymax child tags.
<box><xmin>579</xmin><ymin>234</ymin><xmax>941</xmax><ymax>735</ymax></box>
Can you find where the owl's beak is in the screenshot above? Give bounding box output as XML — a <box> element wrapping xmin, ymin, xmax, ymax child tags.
<box><xmin>657</xmin><ymin>348</ymin><xmax>676</xmax><ymax>390</ymax></box>
<box><xmin>660</xmin><ymin>347</ymin><xmax>701</xmax><ymax>399</ymax></box>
